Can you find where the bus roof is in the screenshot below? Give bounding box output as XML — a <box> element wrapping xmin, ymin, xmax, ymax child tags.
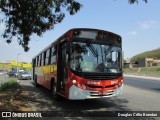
<box><xmin>33</xmin><ymin>28</ymin><xmax>121</xmax><ymax>59</ymax></box>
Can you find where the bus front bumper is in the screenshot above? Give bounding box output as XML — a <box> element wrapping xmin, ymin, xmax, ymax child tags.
<box><xmin>69</xmin><ymin>84</ymin><xmax>123</xmax><ymax>100</ymax></box>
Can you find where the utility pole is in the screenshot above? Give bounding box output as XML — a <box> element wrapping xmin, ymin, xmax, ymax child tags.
<box><xmin>17</xmin><ymin>53</ymin><xmax>21</xmax><ymax>82</ymax></box>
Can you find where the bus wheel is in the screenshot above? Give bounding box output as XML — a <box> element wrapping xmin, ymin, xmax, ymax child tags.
<box><xmin>52</xmin><ymin>82</ymin><xmax>61</xmax><ymax>100</ymax></box>
<box><xmin>34</xmin><ymin>76</ymin><xmax>39</xmax><ymax>87</ymax></box>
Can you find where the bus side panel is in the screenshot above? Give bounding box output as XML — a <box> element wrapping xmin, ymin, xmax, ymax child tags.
<box><xmin>46</xmin><ymin>64</ymin><xmax>57</xmax><ymax>90</ymax></box>
<box><xmin>35</xmin><ymin>67</ymin><xmax>43</xmax><ymax>86</ymax></box>
<box><xmin>35</xmin><ymin>64</ymin><xmax>57</xmax><ymax>90</ymax></box>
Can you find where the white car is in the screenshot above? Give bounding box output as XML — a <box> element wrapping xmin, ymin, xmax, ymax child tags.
<box><xmin>18</xmin><ymin>71</ymin><xmax>31</xmax><ymax>80</ymax></box>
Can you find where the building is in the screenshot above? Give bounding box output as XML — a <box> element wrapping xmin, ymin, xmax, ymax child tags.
<box><xmin>134</xmin><ymin>58</ymin><xmax>160</xmax><ymax>68</ymax></box>
<box><xmin>137</xmin><ymin>58</ymin><xmax>153</xmax><ymax>67</ymax></box>
<box><xmin>153</xmin><ymin>60</ymin><xmax>160</xmax><ymax>66</ymax></box>
<box><xmin>123</xmin><ymin>58</ymin><xmax>133</xmax><ymax>68</ymax></box>
<box><xmin>124</xmin><ymin>58</ymin><xmax>160</xmax><ymax>68</ymax></box>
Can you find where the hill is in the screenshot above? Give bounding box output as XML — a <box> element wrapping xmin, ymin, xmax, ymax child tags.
<box><xmin>131</xmin><ymin>48</ymin><xmax>160</xmax><ymax>62</ymax></box>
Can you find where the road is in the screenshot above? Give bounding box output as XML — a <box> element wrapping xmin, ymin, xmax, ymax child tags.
<box><xmin>118</xmin><ymin>76</ymin><xmax>160</xmax><ymax>111</ymax></box>
<box><xmin>124</xmin><ymin>75</ymin><xmax>160</xmax><ymax>93</ymax></box>
<box><xmin>1</xmin><ymin>74</ymin><xmax>160</xmax><ymax>119</ymax></box>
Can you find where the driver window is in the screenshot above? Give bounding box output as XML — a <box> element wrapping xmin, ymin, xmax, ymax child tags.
<box><xmin>112</xmin><ymin>51</ymin><xmax>117</xmax><ymax>62</ymax></box>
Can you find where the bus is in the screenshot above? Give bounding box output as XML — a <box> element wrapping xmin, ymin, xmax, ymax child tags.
<box><xmin>32</xmin><ymin>28</ymin><xmax>124</xmax><ymax>100</ymax></box>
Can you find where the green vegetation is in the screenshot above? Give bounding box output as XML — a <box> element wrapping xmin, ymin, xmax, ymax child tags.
<box><xmin>0</xmin><ymin>79</ymin><xmax>19</xmax><ymax>92</ymax></box>
<box><xmin>131</xmin><ymin>48</ymin><xmax>160</xmax><ymax>62</ymax></box>
<box><xmin>124</xmin><ymin>66</ymin><xmax>160</xmax><ymax>76</ymax></box>
<box><xmin>0</xmin><ymin>0</ymin><xmax>82</xmax><ymax>51</ymax></box>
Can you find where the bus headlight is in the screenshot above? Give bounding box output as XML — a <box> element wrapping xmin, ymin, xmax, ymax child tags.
<box><xmin>72</xmin><ymin>80</ymin><xmax>77</xmax><ymax>84</ymax></box>
<box><xmin>121</xmin><ymin>79</ymin><xmax>124</xmax><ymax>83</ymax></box>
<box><xmin>77</xmin><ymin>83</ymin><xmax>81</xmax><ymax>87</ymax></box>
<box><xmin>76</xmin><ymin>83</ymin><xmax>86</xmax><ymax>89</ymax></box>
<box><xmin>83</xmin><ymin>85</ymin><xmax>86</xmax><ymax>90</ymax></box>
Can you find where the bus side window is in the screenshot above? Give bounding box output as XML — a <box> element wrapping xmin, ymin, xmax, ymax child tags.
<box><xmin>38</xmin><ymin>56</ymin><xmax>39</xmax><ymax>66</ymax></box>
<box><xmin>35</xmin><ymin>57</ymin><xmax>37</xmax><ymax>67</ymax></box>
<box><xmin>45</xmin><ymin>49</ymin><xmax>50</xmax><ymax>65</ymax></box>
<box><xmin>39</xmin><ymin>54</ymin><xmax>42</xmax><ymax>66</ymax></box>
<box><xmin>41</xmin><ymin>53</ymin><xmax>44</xmax><ymax>66</ymax></box>
<box><xmin>43</xmin><ymin>52</ymin><xmax>46</xmax><ymax>66</ymax></box>
<box><xmin>51</xmin><ymin>46</ymin><xmax>56</xmax><ymax>64</ymax></box>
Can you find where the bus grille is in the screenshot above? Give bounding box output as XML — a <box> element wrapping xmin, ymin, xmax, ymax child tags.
<box><xmin>82</xmin><ymin>74</ymin><xmax>119</xmax><ymax>80</ymax></box>
<box><xmin>88</xmin><ymin>85</ymin><xmax>116</xmax><ymax>88</ymax></box>
<box><xmin>70</xmin><ymin>69</ymin><xmax>122</xmax><ymax>80</ymax></box>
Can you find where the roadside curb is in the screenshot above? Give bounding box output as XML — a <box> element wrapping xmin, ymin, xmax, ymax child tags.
<box><xmin>124</xmin><ymin>74</ymin><xmax>160</xmax><ymax>80</ymax></box>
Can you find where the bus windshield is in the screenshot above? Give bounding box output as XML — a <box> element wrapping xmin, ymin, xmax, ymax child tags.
<box><xmin>70</xmin><ymin>41</ymin><xmax>122</xmax><ymax>73</ymax></box>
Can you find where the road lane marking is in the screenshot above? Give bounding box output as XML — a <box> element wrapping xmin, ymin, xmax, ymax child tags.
<box><xmin>124</xmin><ymin>74</ymin><xmax>160</xmax><ymax>81</ymax></box>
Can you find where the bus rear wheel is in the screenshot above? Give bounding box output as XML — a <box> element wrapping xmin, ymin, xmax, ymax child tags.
<box><xmin>34</xmin><ymin>76</ymin><xmax>39</xmax><ymax>87</ymax></box>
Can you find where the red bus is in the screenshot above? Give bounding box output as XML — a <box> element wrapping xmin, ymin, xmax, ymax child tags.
<box><xmin>32</xmin><ymin>28</ymin><xmax>124</xmax><ymax>100</ymax></box>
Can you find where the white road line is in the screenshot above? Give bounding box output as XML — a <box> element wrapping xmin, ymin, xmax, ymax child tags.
<box><xmin>124</xmin><ymin>74</ymin><xmax>160</xmax><ymax>80</ymax></box>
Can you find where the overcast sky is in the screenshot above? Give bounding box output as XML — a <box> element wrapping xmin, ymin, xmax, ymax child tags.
<box><xmin>0</xmin><ymin>0</ymin><xmax>160</xmax><ymax>63</ymax></box>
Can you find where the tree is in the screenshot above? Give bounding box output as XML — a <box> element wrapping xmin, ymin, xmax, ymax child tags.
<box><xmin>0</xmin><ymin>0</ymin><xmax>82</xmax><ymax>51</ymax></box>
<box><xmin>129</xmin><ymin>0</ymin><xmax>147</xmax><ymax>4</ymax></box>
<box><xmin>0</xmin><ymin>0</ymin><xmax>147</xmax><ymax>51</ymax></box>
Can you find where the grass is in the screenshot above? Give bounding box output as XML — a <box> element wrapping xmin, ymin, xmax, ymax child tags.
<box><xmin>0</xmin><ymin>79</ymin><xmax>23</xmax><ymax>111</ymax></box>
<box><xmin>131</xmin><ymin>48</ymin><xmax>160</xmax><ymax>62</ymax></box>
<box><xmin>124</xmin><ymin>66</ymin><xmax>160</xmax><ymax>76</ymax></box>
<box><xmin>0</xmin><ymin>79</ymin><xmax>20</xmax><ymax>92</ymax></box>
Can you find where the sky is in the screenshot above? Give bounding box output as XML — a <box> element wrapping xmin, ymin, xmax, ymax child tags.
<box><xmin>0</xmin><ymin>0</ymin><xmax>160</xmax><ymax>63</ymax></box>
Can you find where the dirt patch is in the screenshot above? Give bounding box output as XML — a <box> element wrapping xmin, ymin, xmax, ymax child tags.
<box><xmin>0</xmin><ymin>86</ymin><xmax>36</xmax><ymax>111</ymax></box>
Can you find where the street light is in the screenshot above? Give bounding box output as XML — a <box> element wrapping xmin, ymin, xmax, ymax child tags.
<box><xmin>17</xmin><ymin>53</ymin><xmax>21</xmax><ymax>73</ymax></box>
<box><xmin>17</xmin><ymin>53</ymin><xmax>21</xmax><ymax>82</ymax></box>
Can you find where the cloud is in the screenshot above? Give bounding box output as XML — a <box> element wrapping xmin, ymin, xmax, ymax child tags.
<box><xmin>128</xmin><ymin>31</ymin><xmax>137</xmax><ymax>36</ymax></box>
<box><xmin>139</xmin><ymin>20</ymin><xmax>157</xmax><ymax>30</ymax></box>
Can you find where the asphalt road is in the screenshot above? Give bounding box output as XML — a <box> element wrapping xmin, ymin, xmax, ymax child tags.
<box><xmin>0</xmin><ymin>74</ymin><xmax>160</xmax><ymax>120</ymax></box>
<box><xmin>124</xmin><ymin>75</ymin><xmax>160</xmax><ymax>93</ymax></box>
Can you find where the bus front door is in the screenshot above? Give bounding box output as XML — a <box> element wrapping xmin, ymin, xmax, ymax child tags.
<box><xmin>57</xmin><ymin>41</ymin><xmax>68</xmax><ymax>94</ymax></box>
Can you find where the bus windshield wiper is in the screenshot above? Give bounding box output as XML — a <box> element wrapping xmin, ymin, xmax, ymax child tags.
<box><xmin>104</xmin><ymin>45</ymin><xmax>112</xmax><ymax>55</ymax></box>
<box><xmin>86</xmin><ymin>43</ymin><xmax>98</xmax><ymax>58</ymax></box>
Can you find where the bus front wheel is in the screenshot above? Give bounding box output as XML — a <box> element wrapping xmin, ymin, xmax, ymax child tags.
<box><xmin>52</xmin><ymin>82</ymin><xmax>61</xmax><ymax>100</ymax></box>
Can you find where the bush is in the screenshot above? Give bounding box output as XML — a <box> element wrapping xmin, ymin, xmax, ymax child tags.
<box><xmin>0</xmin><ymin>79</ymin><xmax>19</xmax><ymax>92</ymax></box>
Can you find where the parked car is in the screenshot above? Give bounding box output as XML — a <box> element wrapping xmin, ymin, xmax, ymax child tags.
<box><xmin>7</xmin><ymin>71</ymin><xmax>17</xmax><ymax>77</ymax></box>
<box><xmin>15</xmin><ymin>70</ymin><xmax>25</xmax><ymax>77</ymax></box>
<box><xmin>0</xmin><ymin>70</ymin><xmax>7</xmax><ymax>75</ymax></box>
<box><xmin>17</xmin><ymin>71</ymin><xmax>31</xmax><ymax>80</ymax></box>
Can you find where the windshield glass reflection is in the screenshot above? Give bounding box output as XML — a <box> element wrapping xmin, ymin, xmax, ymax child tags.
<box><xmin>70</xmin><ymin>42</ymin><xmax>122</xmax><ymax>73</ymax></box>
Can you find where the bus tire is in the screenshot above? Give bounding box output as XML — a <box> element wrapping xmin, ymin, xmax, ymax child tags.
<box><xmin>34</xmin><ymin>75</ymin><xmax>39</xmax><ymax>87</ymax></box>
<box><xmin>51</xmin><ymin>82</ymin><xmax>61</xmax><ymax>101</ymax></box>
